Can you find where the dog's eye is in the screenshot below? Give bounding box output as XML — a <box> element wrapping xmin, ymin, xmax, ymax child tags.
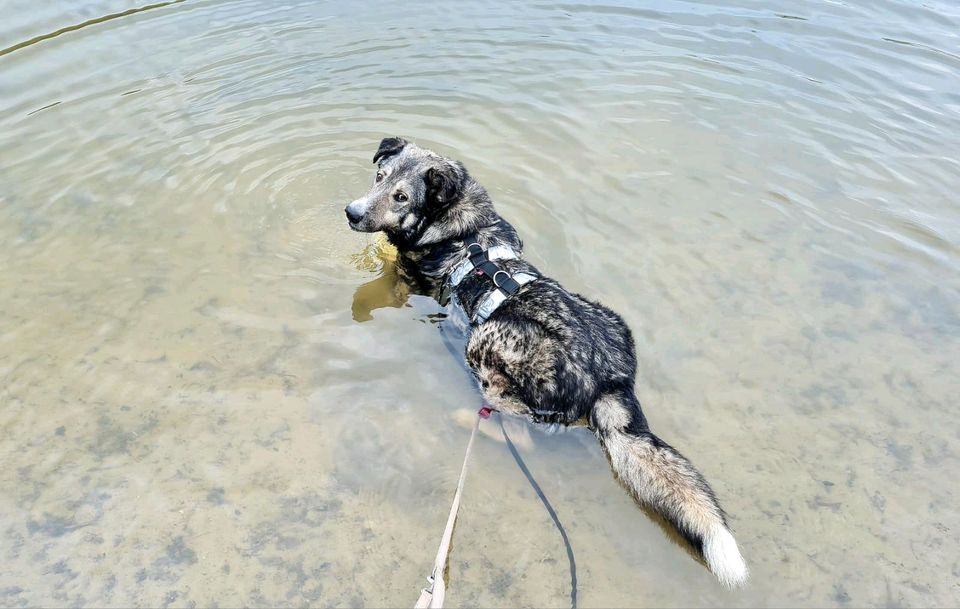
<box><xmin>394</xmin><ymin>192</ymin><xmax>408</xmax><ymax>202</ymax></box>
<box><xmin>375</xmin><ymin>172</ymin><xmax>384</xmax><ymax>183</ymax></box>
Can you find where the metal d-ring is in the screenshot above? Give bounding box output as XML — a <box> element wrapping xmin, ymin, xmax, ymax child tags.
<box><xmin>492</xmin><ymin>270</ymin><xmax>511</xmax><ymax>289</ymax></box>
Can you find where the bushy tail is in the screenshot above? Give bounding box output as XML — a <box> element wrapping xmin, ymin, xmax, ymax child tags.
<box><xmin>590</xmin><ymin>392</ymin><xmax>748</xmax><ymax>588</ymax></box>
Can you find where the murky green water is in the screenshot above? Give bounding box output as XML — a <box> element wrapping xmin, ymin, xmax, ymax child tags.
<box><xmin>2</xmin><ymin>0</ymin><xmax>958</xmax><ymax>606</ymax></box>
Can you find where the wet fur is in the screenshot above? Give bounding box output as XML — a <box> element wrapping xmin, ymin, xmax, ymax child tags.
<box><xmin>345</xmin><ymin>137</ymin><xmax>748</xmax><ymax>587</ymax></box>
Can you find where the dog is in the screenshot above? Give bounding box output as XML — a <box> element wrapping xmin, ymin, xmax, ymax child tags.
<box><xmin>345</xmin><ymin>137</ymin><xmax>748</xmax><ymax>587</ymax></box>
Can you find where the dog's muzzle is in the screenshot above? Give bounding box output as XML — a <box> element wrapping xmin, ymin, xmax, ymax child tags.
<box><xmin>345</xmin><ymin>198</ymin><xmax>370</xmax><ymax>229</ymax></box>
<box><xmin>345</xmin><ymin>205</ymin><xmax>362</xmax><ymax>225</ymax></box>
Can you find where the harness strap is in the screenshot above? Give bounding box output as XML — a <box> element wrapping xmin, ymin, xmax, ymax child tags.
<box><xmin>473</xmin><ymin>272</ymin><xmax>537</xmax><ymax>324</ymax></box>
<box><xmin>448</xmin><ymin>243</ymin><xmax>519</xmax><ymax>288</ymax></box>
<box><xmin>442</xmin><ymin>241</ymin><xmax>538</xmax><ymax>323</ymax></box>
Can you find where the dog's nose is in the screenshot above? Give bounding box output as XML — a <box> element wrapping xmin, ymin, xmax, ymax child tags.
<box><xmin>345</xmin><ymin>205</ymin><xmax>362</xmax><ymax>224</ymax></box>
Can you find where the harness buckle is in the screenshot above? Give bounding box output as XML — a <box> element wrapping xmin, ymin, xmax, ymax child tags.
<box><xmin>467</xmin><ymin>243</ymin><xmax>485</xmax><ymax>266</ymax></box>
<box><xmin>492</xmin><ymin>270</ymin><xmax>511</xmax><ymax>290</ymax></box>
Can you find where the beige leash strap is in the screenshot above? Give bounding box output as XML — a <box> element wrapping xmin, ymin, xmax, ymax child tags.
<box><xmin>414</xmin><ymin>407</ymin><xmax>491</xmax><ymax>608</ymax></box>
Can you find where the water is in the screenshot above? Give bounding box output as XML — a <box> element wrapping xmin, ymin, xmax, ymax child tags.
<box><xmin>1</xmin><ymin>0</ymin><xmax>958</xmax><ymax>606</ymax></box>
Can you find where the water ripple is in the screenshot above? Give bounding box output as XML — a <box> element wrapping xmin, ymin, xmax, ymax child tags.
<box><xmin>2</xmin><ymin>2</ymin><xmax>960</xmax><ymax>605</ymax></box>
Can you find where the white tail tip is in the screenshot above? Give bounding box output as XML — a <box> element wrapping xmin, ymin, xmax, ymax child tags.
<box><xmin>703</xmin><ymin>526</ymin><xmax>749</xmax><ymax>588</ymax></box>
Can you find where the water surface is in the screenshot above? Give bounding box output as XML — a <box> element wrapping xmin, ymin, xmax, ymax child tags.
<box><xmin>1</xmin><ymin>0</ymin><xmax>959</xmax><ymax>606</ymax></box>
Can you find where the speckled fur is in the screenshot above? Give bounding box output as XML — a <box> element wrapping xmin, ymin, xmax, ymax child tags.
<box><xmin>346</xmin><ymin>137</ymin><xmax>748</xmax><ymax>587</ymax></box>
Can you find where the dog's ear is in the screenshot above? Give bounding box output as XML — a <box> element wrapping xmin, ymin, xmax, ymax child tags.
<box><xmin>372</xmin><ymin>137</ymin><xmax>408</xmax><ymax>164</ymax></box>
<box><xmin>424</xmin><ymin>163</ymin><xmax>465</xmax><ymax>206</ymax></box>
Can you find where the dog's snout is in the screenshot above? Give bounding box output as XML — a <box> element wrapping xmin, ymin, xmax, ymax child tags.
<box><xmin>345</xmin><ymin>205</ymin><xmax>363</xmax><ymax>224</ymax></box>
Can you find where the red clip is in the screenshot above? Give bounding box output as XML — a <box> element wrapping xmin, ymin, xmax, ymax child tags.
<box><xmin>478</xmin><ymin>406</ymin><xmax>494</xmax><ymax>419</ymax></box>
<box><xmin>475</xmin><ymin>269</ymin><xmax>485</xmax><ymax>276</ymax></box>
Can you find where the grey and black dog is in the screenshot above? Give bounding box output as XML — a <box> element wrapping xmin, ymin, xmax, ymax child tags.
<box><xmin>345</xmin><ymin>137</ymin><xmax>748</xmax><ymax>587</ymax></box>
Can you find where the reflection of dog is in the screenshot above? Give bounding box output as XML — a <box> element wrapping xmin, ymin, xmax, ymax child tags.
<box><xmin>349</xmin><ymin>240</ymin><xmax>410</xmax><ymax>322</ymax></box>
<box><xmin>345</xmin><ymin>137</ymin><xmax>748</xmax><ymax>587</ymax></box>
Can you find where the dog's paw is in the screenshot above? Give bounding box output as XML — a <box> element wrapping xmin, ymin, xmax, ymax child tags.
<box><xmin>451</xmin><ymin>407</ymin><xmax>482</xmax><ymax>430</ymax></box>
<box><xmin>449</xmin><ymin>408</ymin><xmax>535</xmax><ymax>451</ymax></box>
<box><xmin>451</xmin><ymin>407</ymin><xmax>503</xmax><ymax>443</ymax></box>
<box><xmin>498</xmin><ymin>416</ymin><xmax>535</xmax><ymax>451</ymax></box>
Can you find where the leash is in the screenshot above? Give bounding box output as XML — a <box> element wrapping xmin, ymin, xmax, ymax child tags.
<box><xmin>412</xmin><ymin>406</ymin><xmax>579</xmax><ymax>608</ymax></box>
<box><xmin>497</xmin><ymin>412</ymin><xmax>577</xmax><ymax>609</ymax></box>
<box><xmin>414</xmin><ymin>406</ymin><xmax>494</xmax><ymax>609</ymax></box>
<box><xmin>415</xmin><ymin>322</ymin><xmax>578</xmax><ymax>608</ymax></box>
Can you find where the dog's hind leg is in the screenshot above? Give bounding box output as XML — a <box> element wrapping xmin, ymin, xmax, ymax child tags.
<box><xmin>590</xmin><ymin>391</ymin><xmax>748</xmax><ymax>588</ymax></box>
<box><xmin>465</xmin><ymin>319</ymin><xmax>562</xmax><ymax>420</ymax></box>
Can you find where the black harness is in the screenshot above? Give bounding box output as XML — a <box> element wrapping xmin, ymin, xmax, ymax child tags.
<box><xmin>439</xmin><ymin>242</ymin><xmax>538</xmax><ymax>324</ymax></box>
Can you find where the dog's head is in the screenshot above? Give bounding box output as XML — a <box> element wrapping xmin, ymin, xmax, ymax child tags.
<box><xmin>345</xmin><ymin>137</ymin><xmax>467</xmax><ymax>245</ymax></box>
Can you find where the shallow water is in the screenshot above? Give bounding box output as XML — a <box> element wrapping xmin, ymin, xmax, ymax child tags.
<box><xmin>1</xmin><ymin>0</ymin><xmax>959</xmax><ymax>606</ymax></box>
